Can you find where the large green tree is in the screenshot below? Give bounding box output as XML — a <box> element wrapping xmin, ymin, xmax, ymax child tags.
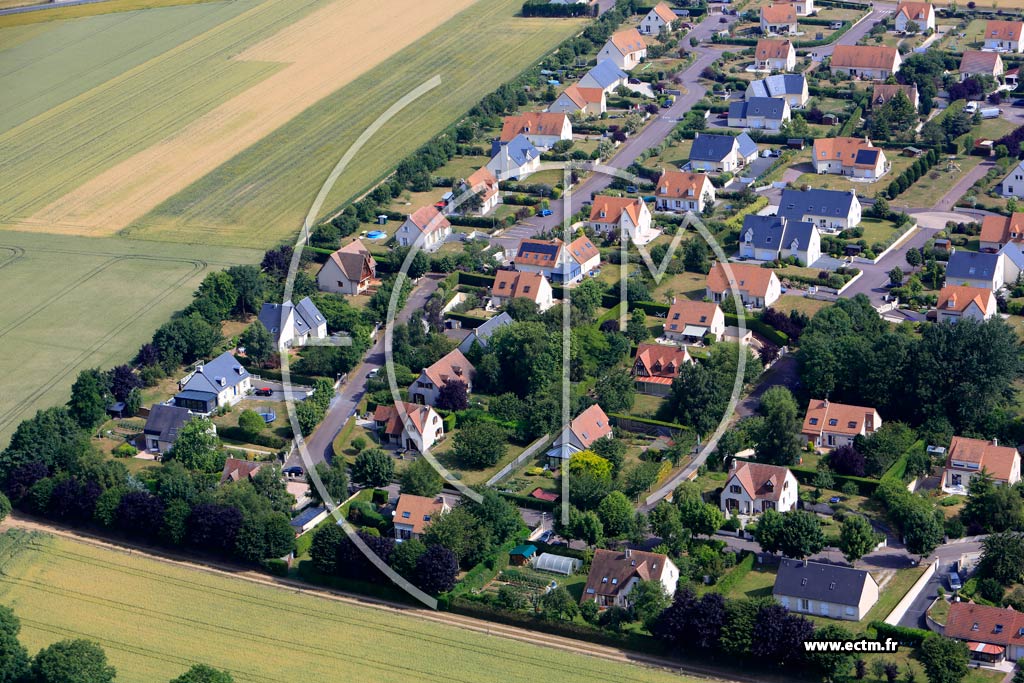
<box><xmin>919</xmin><ymin>635</ymin><xmax>969</xmax><ymax>683</ymax></box>
<box><xmin>979</xmin><ymin>531</ymin><xmax>1024</xmax><ymax>585</ymax></box>
<box><xmin>166</xmin><ymin>418</ymin><xmax>221</xmax><ymax>473</ymax></box>
<box><xmin>240</xmin><ymin>321</ymin><xmax>275</xmax><ymax>367</ymax></box>
<box><xmin>838</xmin><ymin>514</ymin><xmax>877</xmax><ymax>563</ymax></box>
<box><xmin>399</xmin><ymin>457</ymin><xmax>443</xmax><ymax>498</ymax></box>
<box><xmin>32</xmin><ymin>639</ymin><xmax>116</xmax><ymax>683</ymax></box>
<box><xmin>350</xmin><ymin>448</ymin><xmax>395</xmax><ymax>488</ymax></box>
<box><xmin>451</xmin><ymin>422</ymin><xmax>507</xmax><ymax>469</ymax></box>
<box><xmin>755</xmin><ymin>386</ymin><xmax>802</xmax><ymax>466</ymax></box>
<box><xmin>170</xmin><ymin>664</ymin><xmax>235</xmax><ymax>683</ymax></box>
<box><xmin>597</xmin><ymin>491</ymin><xmax>635</xmax><ymax>537</ymax></box>
<box><xmin>67</xmin><ymin>368</ymin><xmax>112</xmax><ymax>430</ymax></box>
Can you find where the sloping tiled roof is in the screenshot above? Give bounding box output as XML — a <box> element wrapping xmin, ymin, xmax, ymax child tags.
<box><xmin>802</xmin><ymin>399</ymin><xmax>879</xmax><ymax>436</ymax></box>
<box><xmin>896</xmin><ymin>1</ymin><xmax>933</xmax><ymax>21</ymax></box>
<box><xmin>985</xmin><ymin>19</ymin><xmax>1024</xmax><ymax>42</ymax></box>
<box><xmin>705</xmin><ymin>261</ymin><xmax>777</xmax><ymax>297</ymax></box>
<box><xmin>394</xmin><ymin>494</ymin><xmax>447</xmax><ymax>535</ymax></box>
<box><xmin>960</xmin><ymin>50</ymin><xmax>1003</xmax><ymax>75</ymax></box>
<box><xmin>774</xmin><ymin>559</ymin><xmax>876</xmax><ymax>607</ymax></box>
<box><xmin>582</xmin><ymin>548</ymin><xmax>674</xmax><ymax>602</ymax></box>
<box><xmin>560</xmin><ymin>84</ymin><xmax>605</xmax><ymax>108</ymax></box>
<box><xmin>220</xmin><ymin>458</ymin><xmax>263</xmax><ymax>483</ymax></box>
<box><xmin>514</xmin><ymin>238</ymin><xmax>563</xmax><ymax>268</ymax></box>
<box><xmin>500</xmin><ymin>112</ymin><xmax>569</xmax><ymax>142</ymax></box>
<box><xmin>830</xmin><ymin>45</ymin><xmax>899</xmax><ymax>70</ymax></box>
<box><xmin>584</xmin><ymin>60</ymin><xmax>628</xmax><ymax>89</ymax></box>
<box><xmin>665</xmin><ymin>299</ymin><xmax>721</xmax><ymax>334</ymax></box>
<box><xmin>936</xmin><ymin>285</ymin><xmax>995</xmax><ymax>315</ymax></box>
<box><xmin>465</xmin><ymin>166</ymin><xmax>499</xmax><ymax>202</ymax></box>
<box><xmin>871</xmin><ymin>83</ymin><xmax>918</xmax><ymax>107</ymax></box>
<box><xmin>422</xmin><ymin>348</ymin><xmax>474</xmax><ymax>389</ymax></box>
<box><xmin>408</xmin><ymin>205</ymin><xmax>451</xmax><ymax>235</ymax></box>
<box><xmin>633</xmin><ymin>343</ymin><xmax>692</xmax><ymax>382</ymax></box>
<box><xmin>980</xmin><ymin>212</ymin><xmax>1024</xmax><ymax>245</ymax></box>
<box><xmin>690</xmin><ymin>133</ymin><xmax>739</xmax><ymax>163</ymax></box>
<box><xmin>729</xmin><ymin>97</ymin><xmax>788</xmax><ymax>121</ymax></box>
<box><xmin>567</xmin><ymin>235</ymin><xmax>600</xmax><ymax>266</ymax></box>
<box><xmin>730</xmin><ymin>461</ymin><xmax>792</xmax><ymax>502</ymax></box>
<box><xmin>761</xmin><ymin>4</ymin><xmax>796</xmax><ymax>23</ymax></box>
<box><xmin>492</xmin><ymin>270</ymin><xmax>548</xmax><ymax>304</ymax></box>
<box><xmin>945</xmin><ymin>250</ymin><xmax>1001</xmax><ymax>283</ymax></box>
<box><xmin>589</xmin><ymin>195</ymin><xmax>644</xmax><ymax>225</ymax></box>
<box><xmin>328</xmin><ymin>239</ymin><xmax>376</xmax><ymax>283</ymax></box>
<box><xmin>651</xmin><ymin>1</ymin><xmax>676</xmax><ymax>23</ymax></box>
<box><xmin>143</xmin><ymin>404</ymin><xmax>193</xmax><ymax>442</ymax></box>
<box><xmin>748</xmin><ymin>74</ymin><xmax>806</xmax><ymax>98</ymax></box>
<box><xmin>946</xmin><ymin>436</ymin><xmax>1020</xmax><ymax>482</ymax></box>
<box><xmin>945</xmin><ymin>602</ymin><xmax>1024</xmax><ymax>647</ymax></box>
<box><xmin>181</xmin><ymin>351</ymin><xmax>249</xmax><ymax>394</ymax></box>
<box><xmin>373</xmin><ymin>402</ymin><xmax>436</xmax><ymax>438</ymax></box>
<box><xmin>655</xmin><ymin>170</ymin><xmax>711</xmax><ymax>199</ymax></box>
<box><xmin>609</xmin><ymin>28</ymin><xmax>647</xmax><ymax>55</ymax></box>
<box><xmin>812</xmin><ymin>137</ymin><xmax>882</xmax><ymax>169</ymax></box>
<box><xmin>499</xmin><ymin>134</ymin><xmax>540</xmax><ymax>167</ymax></box>
<box><xmin>756</xmin><ymin>38</ymin><xmax>793</xmax><ymax>60</ymax></box>
<box><xmin>569</xmin><ymin>403</ymin><xmax>612</xmax><ymax>448</ymax></box>
<box><xmin>779</xmin><ymin>188</ymin><xmax>857</xmax><ymax>219</ymax></box>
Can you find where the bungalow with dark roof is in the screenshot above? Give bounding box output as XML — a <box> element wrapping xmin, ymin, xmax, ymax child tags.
<box><xmin>689</xmin><ymin>132</ymin><xmax>758</xmax><ymax>173</ymax></box>
<box><xmin>778</xmin><ymin>188</ymin><xmax>862</xmax><ymax>231</ymax></box>
<box><xmin>257</xmin><ymin>296</ymin><xmax>328</xmax><ymax>351</ymax></box>
<box><xmin>774</xmin><ymin>559</ymin><xmax>879</xmax><ymax>621</ymax></box>
<box><xmin>142</xmin><ymin>404</ymin><xmax>195</xmax><ymax>454</ymax></box>
<box><xmin>173</xmin><ymin>351</ymin><xmax>251</xmax><ymax>413</ymax></box>
<box><xmin>746</xmin><ymin>74</ymin><xmax>809</xmax><ymax>108</ymax></box>
<box><xmin>728</xmin><ymin>97</ymin><xmax>791</xmax><ymax>130</ymax></box>
<box><xmin>739</xmin><ymin>214</ymin><xmax>821</xmax><ymax>265</ymax></box>
<box><xmin>945</xmin><ymin>250</ymin><xmax>1005</xmax><ymax>291</ymax></box>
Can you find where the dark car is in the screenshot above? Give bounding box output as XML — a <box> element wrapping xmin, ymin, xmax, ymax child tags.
<box><xmin>254</xmin><ymin>387</ymin><xmax>273</xmax><ymax>396</ymax></box>
<box><xmin>283</xmin><ymin>466</ymin><xmax>304</xmax><ymax>478</ymax></box>
<box><xmin>1013</xmin><ymin>99</ymin><xmax>1024</xmax><ymax>107</ymax></box>
<box><xmin>719</xmin><ymin>16</ymin><xmax>729</xmax><ymax>22</ymax></box>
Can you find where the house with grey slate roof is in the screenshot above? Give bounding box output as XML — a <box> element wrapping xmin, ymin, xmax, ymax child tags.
<box><xmin>745</xmin><ymin>74</ymin><xmax>809</xmax><ymax>108</ymax></box>
<box><xmin>945</xmin><ymin>250</ymin><xmax>1006</xmax><ymax>291</ymax></box>
<box><xmin>773</xmin><ymin>558</ymin><xmax>879</xmax><ymax>621</ymax></box>
<box><xmin>728</xmin><ymin>97</ymin><xmax>791</xmax><ymax>130</ymax></box>
<box><xmin>578</xmin><ymin>60</ymin><xmax>629</xmax><ymax>94</ymax></box>
<box><xmin>173</xmin><ymin>351</ymin><xmax>251</xmax><ymax>414</ymax></box>
<box><xmin>487</xmin><ymin>134</ymin><xmax>541</xmax><ymax>181</ymax></box>
<box><xmin>778</xmin><ymin>188</ymin><xmax>862</xmax><ymax>231</ymax></box>
<box><xmin>142</xmin><ymin>404</ymin><xmax>196</xmax><ymax>454</ymax></box>
<box><xmin>688</xmin><ymin>132</ymin><xmax>758</xmax><ymax>173</ymax></box>
<box><xmin>258</xmin><ymin>296</ymin><xmax>328</xmax><ymax>351</ymax></box>
<box><xmin>739</xmin><ymin>214</ymin><xmax>821</xmax><ymax>265</ymax></box>
<box><xmin>458</xmin><ymin>312</ymin><xmax>513</xmax><ymax>354</ymax></box>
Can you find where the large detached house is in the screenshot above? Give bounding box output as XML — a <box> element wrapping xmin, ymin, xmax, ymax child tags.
<box><xmin>728</xmin><ymin>97</ymin><xmax>791</xmax><ymax>130</ymax></box>
<box><xmin>581</xmin><ymin>548</ymin><xmax>679</xmax><ymax>608</ymax></box>
<box><xmin>654</xmin><ymin>170</ymin><xmax>716</xmax><ymax>213</ymax></box>
<box><xmin>409</xmin><ymin>349</ymin><xmax>475</xmax><ymax>407</ymax></box>
<box><xmin>945</xmin><ymin>250</ymin><xmax>1005</xmax><ymax>291</ymax></box>
<box><xmin>960</xmin><ymin>51</ymin><xmax>1004</xmax><ymax>82</ymax></box>
<box><xmin>597</xmin><ymin>29</ymin><xmax>647</xmax><ymax>70</ymax></box>
<box><xmin>761</xmin><ymin>4</ymin><xmax>798</xmax><ymax>34</ymax></box>
<box><xmin>776</xmin><ymin>0</ymin><xmax>814</xmax><ymax>16</ymax></box>
<box><xmin>802</xmin><ymin>399</ymin><xmax>881</xmax><ymax>450</ymax></box>
<box><xmin>774</xmin><ymin>559</ymin><xmax>880</xmax><ymax>621</ymax></box>
<box><xmin>257</xmin><ymin>296</ymin><xmax>328</xmax><ymax>351</ymax></box>
<box><xmin>490</xmin><ymin>270</ymin><xmax>554</xmax><ymax>312</ymax></box>
<box><xmin>513</xmin><ymin>236</ymin><xmax>600</xmax><ymax>284</ymax></box>
<box><xmin>664</xmin><ymin>299</ymin><xmax>726</xmax><ymax>343</ymax></box>
<box><xmin>689</xmin><ymin>132</ymin><xmax>758</xmax><ymax>173</ymax></box>
<box><xmin>142</xmin><ymin>404</ymin><xmax>194</xmax><ymax>454</ymax></box>
<box><xmin>173</xmin><ymin>351</ymin><xmax>251</xmax><ymax>414</ymax></box>
<box><xmin>870</xmin><ymin>83</ymin><xmax>919</xmax><ymax>111</ymax></box>
<box><xmin>549</xmin><ymin>84</ymin><xmax>607</xmax><ymax>116</ymax></box>
<box><xmin>812</xmin><ymin>137</ymin><xmax>889</xmax><ymax>179</ymax></box>
<box><xmin>746</xmin><ymin>74</ymin><xmax>809</xmax><ymax>108</ymax></box>
<box><xmin>754</xmin><ymin>39</ymin><xmax>797</xmax><ymax>72</ymax></box>
<box><xmin>944</xmin><ymin>436</ymin><xmax>1022</xmax><ymax>493</ymax></box>
<box><xmin>589</xmin><ymin>196</ymin><xmax>658</xmax><ymax>245</ymax></box>
<box><xmin>393</xmin><ymin>494</ymin><xmax>449</xmax><ymax>541</ymax></box>
<box><xmin>830</xmin><ymin>45</ymin><xmax>902</xmax><ymax>80</ymax></box>
<box><xmin>983</xmin><ymin>19</ymin><xmax>1024</xmax><ymax>52</ymax></box>
<box><xmin>944</xmin><ymin>602</ymin><xmax>1024</xmax><ymax>664</ymax></box>
<box><xmin>457</xmin><ymin>167</ymin><xmax>501</xmax><ymax>216</ymax></box>
<box><xmin>705</xmin><ymin>261</ymin><xmax>782</xmax><ymax>309</ymax></box>
<box><xmin>487</xmin><ymin>134</ymin><xmax>541</xmax><ymax>181</ymax></box>
<box><xmin>720</xmin><ymin>460</ymin><xmax>799</xmax><ymax>515</ymax></box>
<box><xmin>894</xmin><ymin>2</ymin><xmax>935</xmax><ymax>32</ymax></box>
<box><xmin>499</xmin><ymin>112</ymin><xmax>572</xmax><ymax>151</ymax></box>
<box><xmin>373</xmin><ymin>402</ymin><xmax>444</xmax><ymax>453</ymax></box>
<box><xmin>318</xmin><ymin>239</ymin><xmax>376</xmax><ymax>295</ymax></box>
<box><xmin>578</xmin><ymin>60</ymin><xmax>629</xmax><ymax>95</ymax></box>
<box><xmin>397</xmin><ymin>205</ymin><xmax>451</xmax><ymax>251</ymax></box>
<box><xmin>547</xmin><ymin>403</ymin><xmax>612</xmax><ymax>463</ymax></box>
<box><xmin>935</xmin><ymin>285</ymin><xmax>998</xmax><ymax>323</ymax></box>
<box><xmin>640</xmin><ymin>2</ymin><xmax>676</xmax><ymax>35</ymax></box>
<box><xmin>632</xmin><ymin>343</ymin><xmax>692</xmax><ymax>396</ymax></box>
<box><xmin>979</xmin><ymin>213</ymin><xmax>1024</xmax><ymax>251</ymax></box>
<box><xmin>220</xmin><ymin>458</ymin><xmax>262</xmax><ymax>484</ymax></box>
<box><xmin>457</xmin><ymin>311</ymin><xmax>513</xmax><ymax>354</ymax></box>
<box><xmin>999</xmin><ymin>163</ymin><xmax>1024</xmax><ymax>201</ymax></box>
<box><xmin>739</xmin><ymin>214</ymin><xmax>821</xmax><ymax>266</ymax></box>
<box><xmin>778</xmin><ymin>188</ymin><xmax>862</xmax><ymax>231</ymax></box>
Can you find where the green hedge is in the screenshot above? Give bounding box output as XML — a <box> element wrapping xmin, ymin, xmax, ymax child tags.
<box><xmin>789</xmin><ymin>464</ymin><xmax>878</xmax><ymax>496</ymax></box>
<box><xmin>499</xmin><ymin>491</ymin><xmax>558</xmax><ymax>512</ymax></box>
<box><xmin>712</xmin><ymin>551</ymin><xmax>755</xmax><ymax>595</ymax></box>
<box><xmin>252</xmin><ymin>368</ymin><xmax>326</xmax><ymax>386</ymax></box>
<box><xmin>836</xmin><ymin>106</ymin><xmax>863</xmax><ymax>138</ymax></box>
<box><xmin>262</xmin><ymin>558</ymin><xmax>289</xmax><ymax>576</ymax></box>
<box><xmin>609</xmin><ymin>412</ymin><xmax>690</xmax><ymax>433</ymax></box>
<box><xmin>218</xmin><ymin>426</ymin><xmax>288</xmax><ymax>450</ymax></box>
<box><xmin>869</xmin><ymin>621</ymin><xmax>931</xmax><ymax>647</ymax></box>
<box><xmin>723</xmin><ymin>312</ymin><xmax>790</xmax><ymax>348</ymax></box>
<box><xmin>295</xmin><ymin>560</ymin><xmax>415</xmax><ymax>604</ymax></box>
<box><xmin>881</xmin><ymin>440</ymin><xmax>923</xmax><ymax>484</ymax></box>
<box><xmin>455</xmin><ymin>272</ymin><xmax>497</xmax><ymax>288</ymax></box>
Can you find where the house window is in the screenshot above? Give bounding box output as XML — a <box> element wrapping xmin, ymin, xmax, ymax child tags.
<box><xmin>799</xmin><ymin>599</ymin><xmax>810</xmax><ymax>612</ymax></box>
<box><xmin>729</xmin><ymin>485</ymin><xmax>741</xmax><ymax>494</ymax></box>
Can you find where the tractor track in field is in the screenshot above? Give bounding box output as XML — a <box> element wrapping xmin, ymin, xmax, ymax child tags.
<box><xmin>0</xmin><ymin>245</ymin><xmax>25</xmax><ymax>269</ymax></box>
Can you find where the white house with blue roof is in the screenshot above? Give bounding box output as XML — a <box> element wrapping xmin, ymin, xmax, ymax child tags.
<box><xmin>257</xmin><ymin>297</ymin><xmax>328</xmax><ymax>351</ymax></box>
<box><xmin>688</xmin><ymin>132</ymin><xmax>758</xmax><ymax>173</ymax></box>
<box><xmin>746</xmin><ymin>74</ymin><xmax>809</xmax><ymax>108</ymax></box>
<box><xmin>728</xmin><ymin>97</ymin><xmax>790</xmax><ymax>130</ymax></box>
<box><xmin>579</xmin><ymin>60</ymin><xmax>629</xmax><ymax>94</ymax></box>
<box><xmin>740</xmin><ymin>214</ymin><xmax>821</xmax><ymax>266</ymax></box>
<box><xmin>487</xmin><ymin>134</ymin><xmax>541</xmax><ymax>181</ymax></box>
<box><xmin>173</xmin><ymin>351</ymin><xmax>252</xmax><ymax>414</ymax></box>
<box><xmin>777</xmin><ymin>188</ymin><xmax>861</xmax><ymax>231</ymax></box>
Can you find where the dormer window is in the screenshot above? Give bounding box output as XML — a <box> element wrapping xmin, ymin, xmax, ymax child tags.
<box><xmin>809</xmin><ymin>417</ymin><xmax>819</xmax><ymax>425</ymax></box>
<box><xmin>994</xmin><ymin>624</ymin><xmax>1004</xmax><ymax>634</ymax></box>
<box><xmin>801</xmin><ymin>578</ymin><xmax>808</xmax><ymax>586</ymax></box>
<box><xmin>972</xmin><ymin>623</ymin><xmax>980</xmax><ymax>631</ymax></box>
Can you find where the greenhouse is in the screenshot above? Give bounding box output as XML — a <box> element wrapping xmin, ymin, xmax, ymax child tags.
<box><xmin>534</xmin><ymin>553</ymin><xmax>581</xmax><ymax>575</ymax></box>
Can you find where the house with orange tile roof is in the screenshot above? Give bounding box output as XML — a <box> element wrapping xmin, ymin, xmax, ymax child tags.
<box><xmin>631</xmin><ymin>343</ymin><xmax>693</xmax><ymax>395</ymax></box>
<box><xmin>934</xmin><ymin>285</ymin><xmax>998</xmax><ymax>323</ymax></box>
<box><xmin>489</xmin><ymin>270</ymin><xmax>554</xmax><ymax>312</ymax></box>
<box><xmin>870</xmin><ymin>83</ymin><xmax>919</xmax><ymax>111</ymax></box>
<box><xmin>640</xmin><ymin>2</ymin><xmax>677</xmax><ymax>35</ymax></box>
<box><xmin>984</xmin><ymin>19</ymin><xmax>1024</xmax><ymax>52</ymax></box>
<box><xmin>721</xmin><ymin>460</ymin><xmax>799</xmax><ymax>515</ymax></box>
<box><xmin>979</xmin><ymin>213</ymin><xmax>1024</xmax><ymax>252</ymax></box>
<box><xmin>664</xmin><ymin>299</ymin><xmax>726</xmax><ymax>343</ymax></box>
<box><xmin>654</xmin><ymin>170</ymin><xmax>716</xmax><ymax>213</ymax></box>
<box><xmin>547</xmin><ymin>403</ymin><xmax>613</xmax><ymax>463</ymax></box>
<box><xmin>589</xmin><ymin>195</ymin><xmax>658</xmax><ymax>244</ymax></box>
<box><xmin>775</xmin><ymin>0</ymin><xmax>814</xmax><ymax>16</ymax></box>
<box><xmin>393</xmin><ymin>494</ymin><xmax>450</xmax><ymax>541</ymax></box>
<box><xmin>812</xmin><ymin>136</ymin><xmax>890</xmax><ymax>179</ymax></box>
<box><xmin>999</xmin><ymin>163</ymin><xmax>1024</xmax><ymax>201</ymax></box>
<box><xmin>944</xmin><ymin>436</ymin><xmax>1022</xmax><ymax>493</ymax></box>
<box><xmin>317</xmin><ymin>239</ymin><xmax>377</xmax><ymax>295</ymax></box>
<box><xmin>397</xmin><ymin>205</ymin><xmax>451</xmax><ymax>252</ymax></box>
<box><xmin>548</xmin><ymin>84</ymin><xmax>607</xmax><ymax>116</ymax></box>
<box><xmin>960</xmin><ymin>51</ymin><xmax>1004</xmax><ymax>82</ymax></box>
<box><xmin>894</xmin><ymin>2</ymin><xmax>934</xmax><ymax>32</ymax></box>
<box><xmin>499</xmin><ymin>112</ymin><xmax>572</xmax><ymax>151</ymax></box>
<box><xmin>830</xmin><ymin>45</ymin><xmax>902</xmax><ymax>80</ymax></box>
<box><xmin>220</xmin><ymin>457</ymin><xmax>263</xmax><ymax>484</ymax></box>
<box><xmin>409</xmin><ymin>349</ymin><xmax>475</xmax><ymax>408</ymax></box>
<box><xmin>705</xmin><ymin>261</ymin><xmax>782</xmax><ymax>309</ymax></box>
<box><xmin>373</xmin><ymin>401</ymin><xmax>444</xmax><ymax>452</ymax></box>
<box><xmin>596</xmin><ymin>28</ymin><xmax>647</xmax><ymax>70</ymax></box>
<box><xmin>582</xmin><ymin>548</ymin><xmax>679</xmax><ymax>608</ymax></box>
<box><xmin>761</xmin><ymin>4</ymin><xmax>798</xmax><ymax>34</ymax></box>
<box><xmin>754</xmin><ymin>39</ymin><xmax>796</xmax><ymax>72</ymax></box>
<box><xmin>944</xmin><ymin>601</ymin><xmax>1024</xmax><ymax>663</ymax></box>
<box><xmin>512</xmin><ymin>235</ymin><xmax>600</xmax><ymax>284</ymax></box>
<box><xmin>802</xmin><ymin>399</ymin><xmax>882</xmax><ymax>450</ymax></box>
<box><xmin>455</xmin><ymin>167</ymin><xmax>500</xmax><ymax>216</ymax></box>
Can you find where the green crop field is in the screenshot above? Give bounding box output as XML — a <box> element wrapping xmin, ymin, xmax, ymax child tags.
<box><xmin>126</xmin><ymin>0</ymin><xmax>586</xmax><ymax>247</ymax></box>
<box><xmin>0</xmin><ymin>530</ymin><xmax>695</xmax><ymax>683</ymax></box>
<box><xmin>0</xmin><ymin>231</ymin><xmax>260</xmax><ymax>446</ymax></box>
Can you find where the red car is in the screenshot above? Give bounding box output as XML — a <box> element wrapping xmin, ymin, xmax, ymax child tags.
<box><xmin>254</xmin><ymin>387</ymin><xmax>273</xmax><ymax>396</ymax></box>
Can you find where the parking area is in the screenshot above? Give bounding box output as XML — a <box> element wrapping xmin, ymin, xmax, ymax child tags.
<box><xmin>242</xmin><ymin>379</ymin><xmax>313</xmax><ymax>404</ymax></box>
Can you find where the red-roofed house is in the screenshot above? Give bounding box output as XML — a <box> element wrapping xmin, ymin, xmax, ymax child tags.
<box><xmin>980</xmin><ymin>213</ymin><xmax>1024</xmax><ymax>251</ymax></box>
<box><xmin>894</xmin><ymin>2</ymin><xmax>935</xmax><ymax>32</ymax></box>
<box><xmin>393</xmin><ymin>494</ymin><xmax>450</xmax><ymax>540</ymax></box>
<box><xmin>944</xmin><ymin>601</ymin><xmax>1024</xmax><ymax>663</ymax></box>
<box><xmin>761</xmin><ymin>4</ymin><xmax>798</xmax><ymax>34</ymax></box>
<box><xmin>547</xmin><ymin>404</ymin><xmax>613</xmax><ymax>464</ymax></box>
<box><xmin>409</xmin><ymin>349</ymin><xmax>475</xmax><ymax>407</ymax></box>
<box><xmin>802</xmin><ymin>399</ymin><xmax>882</xmax><ymax>450</ymax></box>
<box><xmin>705</xmin><ymin>261</ymin><xmax>782</xmax><ymax>308</ymax></box>
<box><xmin>830</xmin><ymin>45</ymin><xmax>902</xmax><ymax>80</ymax></box>
<box><xmin>720</xmin><ymin>460</ymin><xmax>799</xmax><ymax>515</ymax></box>
<box><xmin>317</xmin><ymin>239</ymin><xmax>377</xmax><ymax>295</ymax></box>
<box><xmin>597</xmin><ymin>29</ymin><xmax>647</xmax><ymax>70</ymax></box>
<box><xmin>549</xmin><ymin>84</ymin><xmax>607</xmax><ymax>116</ymax></box>
<box><xmin>632</xmin><ymin>343</ymin><xmax>693</xmax><ymax>395</ymax></box>
<box><xmin>664</xmin><ymin>299</ymin><xmax>726</xmax><ymax>343</ymax></box>
<box><xmin>373</xmin><ymin>402</ymin><xmax>444</xmax><ymax>452</ymax></box>
<box><xmin>960</xmin><ymin>51</ymin><xmax>1004</xmax><ymax>82</ymax></box>
<box><xmin>499</xmin><ymin>112</ymin><xmax>572</xmax><ymax>151</ymax></box>
<box><xmin>220</xmin><ymin>458</ymin><xmax>263</xmax><ymax>484</ymax></box>
<box><xmin>776</xmin><ymin>0</ymin><xmax>814</xmax><ymax>16</ymax></box>
<box><xmin>589</xmin><ymin>195</ymin><xmax>658</xmax><ymax>244</ymax></box>
<box><xmin>654</xmin><ymin>170</ymin><xmax>716</xmax><ymax>213</ymax></box>
<box><xmin>640</xmin><ymin>2</ymin><xmax>676</xmax><ymax>35</ymax></box>
<box><xmin>755</xmin><ymin>39</ymin><xmax>796</xmax><ymax>72</ymax></box>
<box><xmin>944</xmin><ymin>436</ymin><xmax>1022</xmax><ymax>493</ymax></box>
<box><xmin>490</xmin><ymin>270</ymin><xmax>554</xmax><ymax>312</ymax></box>
<box><xmin>397</xmin><ymin>205</ymin><xmax>451</xmax><ymax>252</ymax></box>
<box><xmin>984</xmin><ymin>19</ymin><xmax>1024</xmax><ymax>52</ymax></box>
<box><xmin>457</xmin><ymin>167</ymin><xmax>500</xmax><ymax>216</ymax></box>
<box><xmin>582</xmin><ymin>548</ymin><xmax>679</xmax><ymax>608</ymax></box>
<box><xmin>935</xmin><ymin>285</ymin><xmax>998</xmax><ymax>323</ymax></box>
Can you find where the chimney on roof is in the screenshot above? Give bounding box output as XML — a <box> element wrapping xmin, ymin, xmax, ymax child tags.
<box><xmin>802</xmin><ymin>558</ymin><xmax>808</xmax><ymax>567</ymax></box>
<box><xmin>993</xmin><ymin>438</ymin><xmax>999</xmax><ymax>447</ymax></box>
<box><xmin>624</xmin><ymin>548</ymin><xmax>632</xmax><ymax>558</ymax></box>
<box><xmin>453</xmin><ymin>365</ymin><xmax>463</xmax><ymax>376</ymax></box>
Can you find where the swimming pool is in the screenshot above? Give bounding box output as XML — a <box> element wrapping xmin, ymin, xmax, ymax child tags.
<box><xmin>366</xmin><ymin>230</ymin><xmax>387</xmax><ymax>239</ymax></box>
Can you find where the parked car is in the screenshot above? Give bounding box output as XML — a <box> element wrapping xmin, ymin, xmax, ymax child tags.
<box><xmin>719</xmin><ymin>16</ymin><xmax>729</xmax><ymax>22</ymax></box>
<box><xmin>1013</xmin><ymin>99</ymin><xmax>1024</xmax><ymax>107</ymax></box>
<box><xmin>283</xmin><ymin>466</ymin><xmax>304</xmax><ymax>478</ymax></box>
<box><xmin>948</xmin><ymin>572</ymin><xmax>962</xmax><ymax>591</ymax></box>
<box><xmin>626</xmin><ymin>185</ymin><xmax>639</xmax><ymax>193</ymax></box>
<box><xmin>829</xmin><ymin>496</ymin><xmax>842</xmax><ymax>504</ymax></box>
<box><xmin>254</xmin><ymin>387</ymin><xmax>273</xmax><ymax>396</ymax></box>
<box><xmin>537</xmin><ymin>208</ymin><xmax>552</xmax><ymax>217</ymax></box>
<box><xmin>366</xmin><ymin>368</ymin><xmax>380</xmax><ymax>379</ymax></box>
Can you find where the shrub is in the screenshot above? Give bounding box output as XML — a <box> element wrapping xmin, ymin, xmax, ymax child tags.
<box><xmin>112</xmin><ymin>442</ymin><xmax>137</xmax><ymax>458</ymax></box>
<box><xmin>262</xmin><ymin>558</ymin><xmax>289</xmax><ymax>576</ymax></box>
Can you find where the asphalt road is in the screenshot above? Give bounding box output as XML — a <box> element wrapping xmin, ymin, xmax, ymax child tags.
<box><xmin>898</xmin><ymin>537</ymin><xmax>985</xmax><ymax>628</ymax></box>
<box><xmin>809</xmin><ymin>5</ymin><xmax>896</xmax><ymax>61</ymax></box>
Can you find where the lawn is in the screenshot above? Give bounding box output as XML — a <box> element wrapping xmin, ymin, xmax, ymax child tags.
<box><xmin>0</xmin><ymin>230</ymin><xmax>260</xmax><ymax>447</ymax></box>
<box><xmin>858</xmin><ymin>216</ymin><xmax>902</xmax><ymax>246</ymax></box>
<box><xmin>791</xmin><ymin>154</ymin><xmax>917</xmax><ymax>194</ymax></box>
<box><xmin>124</xmin><ymin>0</ymin><xmax>588</xmax><ymax>247</ymax></box>
<box><xmin>861</xmin><ymin>565</ymin><xmax>927</xmax><ymax>625</ymax></box>
<box><xmin>709</xmin><ymin>562</ymin><xmax>778</xmax><ymax>599</ymax></box>
<box><xmin>0</xmin><ymin>529</ymin><xmax>696</xmax><ymax>683</ymax></box>
<box><xmin>893</xmin><ymin>155</ymin><xmax>982</xmax><ymax>210</ymax></box>
<box><xmin>771</xmin><ymin>294</ymin><xmax>832</xmax><ymax>317</ymax></box>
